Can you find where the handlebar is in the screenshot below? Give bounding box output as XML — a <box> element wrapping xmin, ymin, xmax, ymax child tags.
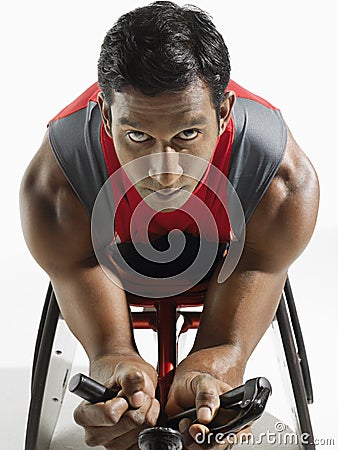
<box><xmin>69</xmin><ymin>373</ymin><xmax>271</xmax><ymax>448</ymax></box>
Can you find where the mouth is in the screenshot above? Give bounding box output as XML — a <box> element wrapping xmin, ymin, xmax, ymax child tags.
<box><xmin>138</xmin><ymin>186</ymin><xmax>192</xmax><ymax>211</ymax></box>
<box><xmin>151</xmin><ymin>188</ymin><xmax>186</xmax><ymax>212</ymax></box>
<box><xmin>154</xmin><ymin>188</ymin><xmax>181</xmax><ymax>198</ymax></box>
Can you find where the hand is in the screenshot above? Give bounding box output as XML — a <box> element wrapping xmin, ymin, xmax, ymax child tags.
<box><xmin>165</xmin><ymin>370</ymin><xmax>250</xmax><ymax>449</ymax></box>
<box><xmin>178</xmin><ymin>416</ymin><xmax>250</xmax><ymax>450</ymax></box>
<box><xmin>73</xmin><ymin>355</ymin><xmax>160</xmax><ymax>449</ymax></box>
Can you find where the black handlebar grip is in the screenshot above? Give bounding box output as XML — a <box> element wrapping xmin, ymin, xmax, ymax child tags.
<box><xmin>69</xmin><ymin>373</ymin><xmax>119</xmax><ymax>404</ymax></box>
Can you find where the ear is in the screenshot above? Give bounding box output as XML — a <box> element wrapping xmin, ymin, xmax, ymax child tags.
<box><xmin>98</xmin><ymin>92</ymin><xmax>113</xmax><ymax>138</ymax></box>
<box><xmin>219</xmin><ymin>90</ymin><xmax>236</xmax><ymax>135</ymax></box>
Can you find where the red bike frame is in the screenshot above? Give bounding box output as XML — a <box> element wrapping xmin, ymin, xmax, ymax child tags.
<box><xmin>129</xmin><ymin>290</ymin><xmax>205</xmax><ymax>407</ymax></box>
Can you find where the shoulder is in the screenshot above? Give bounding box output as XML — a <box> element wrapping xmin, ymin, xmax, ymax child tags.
<box><xmin>48</xmin><ymin>84</ymin><xmax>109</xmax><ymax>217</ymax></box>
<box><xmin>230</xmin><ymin>81</ymin><xmax>286</xmax><ymax>150</ymax></box>
<box><xmin>20</xmin><ymin>132</ymin><xmax>94</xmax><ymax>274</ymax></box>
<box><xmin>227</xmin><ymin>82</ymin><xmax>288</xmax><ymax>224</ymax></box>
<box><xmin>243</xmin><ymin>128</ymin><xmax>319</xmax><ymax>272</ymax></box>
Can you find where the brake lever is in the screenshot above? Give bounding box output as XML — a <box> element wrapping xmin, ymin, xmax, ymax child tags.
<box><xmin>209</xmin><ymin>383</ymin><xmax>272</xmax><ymax>439</ymax></box>
<box><xmin>166</xmin><ymin>377</ymin><xmax>272</xmax><ymax>434</ymax></box>
<box><xmin>69</xmin><ymin>374</ymin><xmax>272</xmax><ymax>443</ymax></box>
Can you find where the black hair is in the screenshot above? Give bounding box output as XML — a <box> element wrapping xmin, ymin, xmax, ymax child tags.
<box><xmin>98</xmin><ymin>1</ymin><xmax>231</xmax><ymax>110</ymax></box>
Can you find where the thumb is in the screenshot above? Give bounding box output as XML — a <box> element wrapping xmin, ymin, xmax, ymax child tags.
<box><xmin>192</xmin><ymin>374</ymin><xmax>220</xmax><ymax>424</ymax></box>
<box><xmin>112</xmin><ymin>362</ymin><xmax>146</xmax><ymax>408</ymax></box>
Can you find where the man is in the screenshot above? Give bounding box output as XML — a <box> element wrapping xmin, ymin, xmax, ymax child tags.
<box><xmin>20</xmin><ymin>2</ymin><xmax>319</xmax><ymax>449</ymax></box>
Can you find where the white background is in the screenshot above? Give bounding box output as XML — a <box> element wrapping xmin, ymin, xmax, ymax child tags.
<box><xmin>0</xmin><ymin>0</ymin><xmax>337</xmax><ymax>448</ymax></box>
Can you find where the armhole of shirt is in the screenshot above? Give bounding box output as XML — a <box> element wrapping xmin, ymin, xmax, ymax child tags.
<box><xmin>228</xmin><ymin>98</ymin><xmax>288</xmax><ymax>224</ymax></box>
<box><xmin>48</xmin><ymin>101</ymin><xmax>109</xmax><ymax>219</ymax></box>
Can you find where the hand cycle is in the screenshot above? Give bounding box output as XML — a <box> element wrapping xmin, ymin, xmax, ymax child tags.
<box><xmin>69</xmin><ymin>373</ymin><xmax>271</xmax><ymax>449</ymax></box>
<box><xmin>69</xmin><ymin>293</ymin><xmax>272</xmax><ymax>449</ymax></box>
<box><xmin>24</xmin><ymin>278</ymin><xmax>315</xmax><ymax>450</ymax></box>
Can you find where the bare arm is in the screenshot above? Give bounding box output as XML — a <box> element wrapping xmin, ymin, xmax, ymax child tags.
<box><xmin>165</xmin><ymin>129</ymin><xmax>319</xmax><ymax>445</ymax></box>
<box><xmin>20</xmin><ymin>132</ymin><xmax>159</xmax><ymax>448</ymax></box>
<box><xmin>20</xmin><ymin>132</ymin><xmax>137</xmax><ymax>363</ymax></box>
<box><xmin>192</xmin><ymin>129</ymin><xmax>319</xmax><ymax>368</ymax></box>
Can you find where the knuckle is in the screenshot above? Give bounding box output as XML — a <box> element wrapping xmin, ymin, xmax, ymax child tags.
<box><xmin>144</xmin><ymin>415</ymin><xmax>154</xmax><ymax>427</ymax></box>
<box><xmin>196</xmin><ymin>389</ymin><xmax>218</xmax><ymax>404</ymax></box>
<box><xmin>73</xmin><ymin>408</ymin><xmax>82</xmax><ymax>425</ymax></box>
<box><xmin>192</xmin><ymin>373</ymin><xmax>214</xmax><ymax>392</ymax></box>
<box><xmin>102</xmin><ymin>402</ymin><xmax>119</xmax><ymax>424</ymax></box>
<box><xmin>145</xmin><ymin>414</ymin><xmax>157</xmax><ymax>427</ymax></box>
<box><xmin>124</xmin><ymin>369</ymin><xmax>144</xmax><ymax>387</ymax></box>
<box><xmin>131</xmin><ymin>413</ymin><xmax>144</xmax><ymax>428</ymax></box>
<box><xmin>73</xmin><ymin>404</ymin><xmax>87</xmax><ymax>426</ymax></box>
<box><xmin>195</xmin><ymin>373</ymin><xmax>213</xmax><ymax>384</ymax></box>
<box><xmin>115</xmin><ymin>363</ymin><xmax>145</xmax><ymax>393</ymax></box>
<box><xmin>84</xmin><ymin>433</ymin><xmax>102</xmax><ymax>447</ymax></box>
<box><xmin>145</xmin><ymin>399</ymin><xmax>160</xmax><ymax>426</ymax></box>
<box><xmin>125</xmin><ymin>410</ymin><xmax>145</xmax><ymax>428</ymax></box>
<box><xmin>121</xmin><ymin>416</ymin><xmax>136</xmax><ymax>430</ymax></box>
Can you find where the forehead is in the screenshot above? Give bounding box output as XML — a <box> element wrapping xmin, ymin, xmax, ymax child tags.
<box><xmin>110</xmin><ymin>81</ymin><xmax>215</xmax><ymax>127</ymax></box>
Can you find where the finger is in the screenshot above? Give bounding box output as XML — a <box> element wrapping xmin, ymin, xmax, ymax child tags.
<box><xmin>84</xmin><ymin>420</ymin><xmax>139</xmax><ymax>446</ymax></box>
<box><xmin>74</xmin><ymin>397</ymin><xmax>129</xmax><ymax>427</ymax></box>
<box><xmin>83</xmin><ymin>401</ymin><xmax>153</xmax><ymax>447</ymax></box>
<box><xmin>179</xmin><ymin>418</ymin><xmax>197</xmax><ymax>449</ymax></box>
<box><xmin>145</xmin><ymin>397</ymin><xmax>161</xmax><ymax>426</ymax></box>
<box><xmin>191</xmin><ymin>375</ymin><xmax>220</xmax><ymax>424</ymax></box>
<box><xmin>188</xmin><ymin>423</ymin><xmax>234</xmax><ymax>450</ymax></box>
<box><xmin>105</xmin><ymin>426</ymin><xmax>147</xmax><ymax>450</ymax></box>
<box><xmin>189</xmin><ymin>424</ymin><xmax>210</xmax><ymax>447</ymax></box>
<box><xmin>113</xmin><ymin>363</ymin><xmax>146</xmax><ymax>408</ymax></box>
<box><xmin>178</xmin><ymin>418</ymin><xmax>191</xmax><ymax>434</ymax></box>
<box><xmin>104</xmin><ymin>405</ymin><xmax>153</xmax><ymax>448</ymax></box>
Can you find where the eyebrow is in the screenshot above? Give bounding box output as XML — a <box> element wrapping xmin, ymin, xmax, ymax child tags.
<box><xmin>179</xmin><ymin>115</ymin><xmax>210</xmax><ymax>129</ymax></box>
<box><xmin>118</xmin><ymin>114</ymin><xmax>210</xmax><ymax>130</ymax></box>
<box><xmin>118</xmin><ymin>117</ymin><xmax>141</xmax><ymax>128</ymax></box>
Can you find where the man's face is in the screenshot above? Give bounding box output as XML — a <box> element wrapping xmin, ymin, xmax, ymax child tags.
<box><xmin>100</xmin><ymin>80</ymin><xmax>234</xmax><ymax>211</ymax></box>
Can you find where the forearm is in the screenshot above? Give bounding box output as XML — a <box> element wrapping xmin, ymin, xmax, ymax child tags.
<box><xmin>187</xmin><ymin>260</ymin><xmax>287</xmax><ymax>382</ymax></box>
<box><xmin>176</xmin><ymin>345</ymin><xmax>245</xmax><ymax>390</ymax></box>
<box><xmin>51</xmin><ymin>261</ymin><xmax>138</xmax><ymax>363</ymax></box>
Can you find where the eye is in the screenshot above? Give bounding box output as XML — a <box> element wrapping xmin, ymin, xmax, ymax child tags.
<box><xmin>127</xmin><ymin>131</ymin><xmax>151</xmax><ymax>143</ymax></box>
<box><xmin>176</xmin><ymin>129</ymin><xmax>199</xmax><ymax>140</ymax></box>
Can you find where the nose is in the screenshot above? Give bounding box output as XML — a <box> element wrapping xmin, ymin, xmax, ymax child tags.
<box><xmin>148</xmin><ymin>147</ymin><xmax>183</xmax><ymax>187</ymax></box>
